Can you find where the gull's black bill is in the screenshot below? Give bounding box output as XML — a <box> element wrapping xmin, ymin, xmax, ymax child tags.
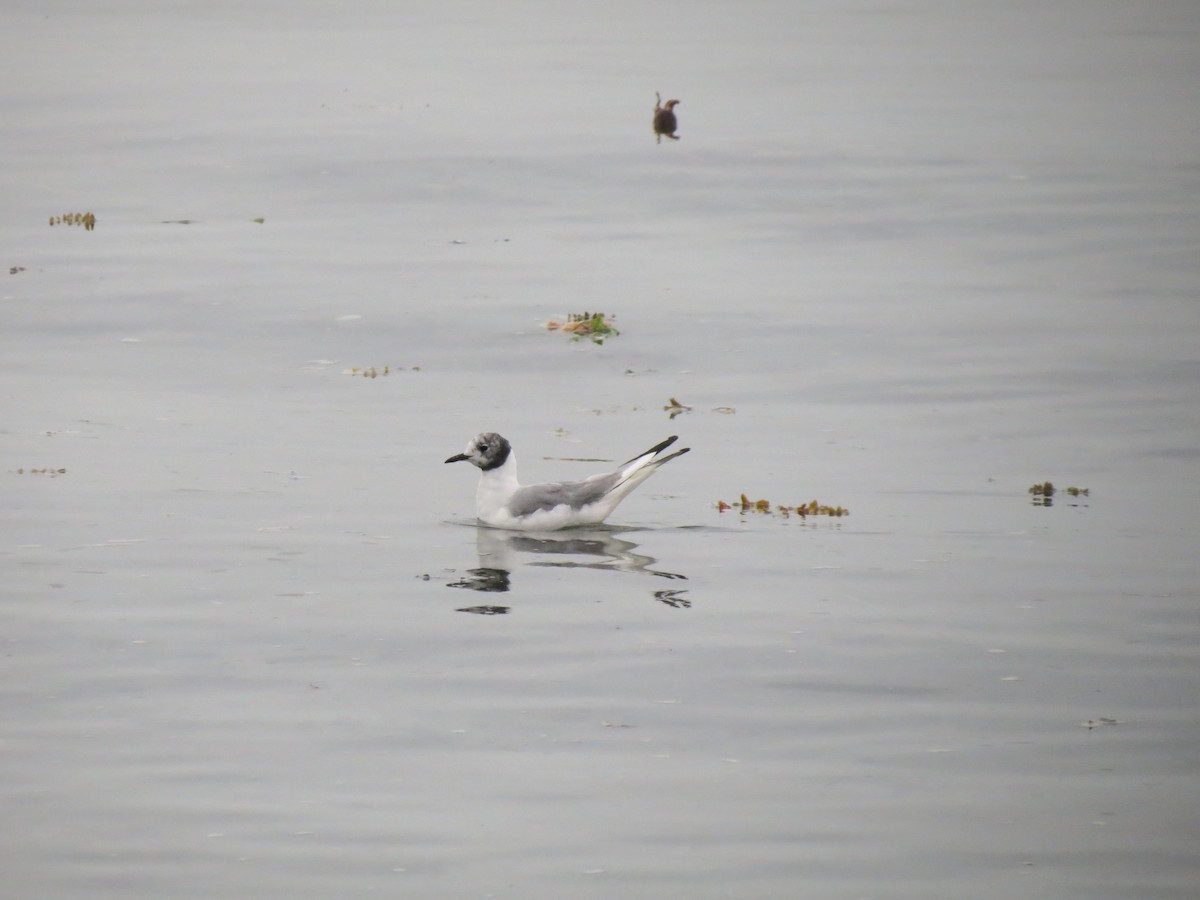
<box><xmin>445</xmin><ymin>453</ymin><xmax>468</xmax><ymax>464</ymax></box>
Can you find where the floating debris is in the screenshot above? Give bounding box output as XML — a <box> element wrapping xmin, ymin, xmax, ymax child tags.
<box><xmin>717</xmin><ymin>494</ymin><xmax>849</xmax><ymax>518</ymax></box>
<box><xmin>9</xmin><ymin>266</ymin><xmax>26</xmax><ymax>275</ymax></box>
<box><xmin>1081</xmin><ymin>717</ymin><xmax>1120</xmax><ymax>730</ymax></box>
<box><xmin>545</xmin><ymin>311</ymin><xmax>619</xmax><ymax>345</ymax></box>
<box><xmin>653</xmin><ymin>91</ymin><xmax>681</xmax><ymax>143</ymax></box>
<box><xmin>663</xmin><ymin>397</ymin><xmax>692</xmax><ymax>419</ymax></box>
<box><xmin>49</xmin><ymin>212</ymin><xmax>96</xmax><ymax>231</ymax></box>
<box><xmin>662</xmin><ymin>398</ymin><xmax>733</xmax><ymax>418</ymax></box>
<box><xmin>340</xmin><ymin>365</ymin><xmax>420</xmax><ymax>378</ymax></box>
<box><xmin>15</xmin><ymin>467</ymin><xmax>67</xmax><ymax>477</ymax></box>
<box><xmin>1029</xmin><ymin>481</ymin><xmax>1089</xmax><ymax>507</ymax></box>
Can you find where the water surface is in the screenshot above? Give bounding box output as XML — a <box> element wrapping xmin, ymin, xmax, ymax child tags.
<box><xmin>3</xmin><ymin>2</ymin><xmax>1198</xmax><ymax>898</ymax></box>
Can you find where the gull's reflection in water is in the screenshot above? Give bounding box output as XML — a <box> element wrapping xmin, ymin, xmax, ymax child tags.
<box><xmin>448</xmin><ymin>526</ymin><xmax>689</xmax><ymax>613</ymax></box>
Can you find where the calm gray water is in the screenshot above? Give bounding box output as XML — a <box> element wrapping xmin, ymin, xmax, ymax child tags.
<box><xmin>3</xmin><ymin>2</ymin><xmax>1199</xmax><ymax>898</ymax></box>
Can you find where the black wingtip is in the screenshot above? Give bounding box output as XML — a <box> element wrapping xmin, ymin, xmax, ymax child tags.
<box><xmin>650</xmin><ymin>435</ymin><xmax>679</xmax><ymax>455</ymax></box>
<box><xmin>621</xmin><ymin>435</ymin><xmax>675</xmax><ymax>467</ymax></box>
<box><xmin>655</xmin><ymin>446</ymin><xmax>690</xmax><ymax>466</ymax></box>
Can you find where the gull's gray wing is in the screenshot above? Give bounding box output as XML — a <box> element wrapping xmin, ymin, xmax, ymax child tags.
<box><xmin>506</xmin><ymin>473</ymin><xmax>621</xmax><ymax>517</ymax></box>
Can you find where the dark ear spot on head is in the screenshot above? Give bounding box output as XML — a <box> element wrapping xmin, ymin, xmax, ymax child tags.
<box><xmin>479</xmin><ymin>436</ymin><xmax>511</xmax><ymax>471</ymax></box>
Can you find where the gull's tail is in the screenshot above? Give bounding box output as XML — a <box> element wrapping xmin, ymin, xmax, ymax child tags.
<box><xmin>561</xmin><ymin>435</ymin><xmax>690</xmax><ymax>524</ymax></box>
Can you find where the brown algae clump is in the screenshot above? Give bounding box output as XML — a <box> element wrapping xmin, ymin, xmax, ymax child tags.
<box><xmin>717</xmin><ymin>494</ymin><xmax>848</xmax><ymax>518</ymax></box>
<box><xmin>340</xmin><ymin>365</ymin><xmax>420</xmax><ymax>378</ymax></box>
<box><xmin>49</xmin><ymin>212</ymin><xmax>96</xmax><ymax>231</ymax></box>
<box><xmin>663</xmin><ymin>397</ymin><xmax>693</xmax><ymax>418</ymax></box>
<box><xmin>1029</xmin><ymin>481</ymin><xmax>1089</xmax><ymax>507</ymax></box>
<box><xmin>1028</xmin><ymin>481</ymin><xmax>1055</xmax><ymax>498</ymax></box>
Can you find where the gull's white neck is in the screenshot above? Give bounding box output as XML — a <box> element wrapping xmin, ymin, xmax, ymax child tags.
<box><xmin>475</xmin><ymin>452</ymin><xmax>520</xmax><ymax>521</ymax></box>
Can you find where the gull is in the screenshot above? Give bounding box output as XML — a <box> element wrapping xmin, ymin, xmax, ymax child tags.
<box><xmin>445</xmin><ymin>433</ymin><xmax>689</xmax><ymax>530</ymax></box>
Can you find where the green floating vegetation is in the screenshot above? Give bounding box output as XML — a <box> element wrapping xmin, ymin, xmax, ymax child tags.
<box><xmin>49</xmin><ymin>212</ymin><xmax>96</xmax><ymax>231</ymax></box>
<box><xmin>717</xmin><ymin>494</ymin><xmax>849</xmax><ymax>518</ymax></box>
<box><xmin>341</xmin><ymin>365</ymin><xmax>421</xmax><ymax>378</ymax></box>
<box><xmin>545</xmin><ymin>311</ymin><xmax>619</xmax><ymax>345</ymax></box>
<box><xmin>1029</xmin><ymin>481</ymin><xmax>1089</xmax><ymax>507</ymax></box>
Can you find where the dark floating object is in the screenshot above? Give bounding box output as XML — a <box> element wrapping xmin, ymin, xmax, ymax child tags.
<box><xmin>654</xmin><ymin>589</ymin><xmax>691</xmax><ymax>609</ymax></box>
<box><xmin>653</xmin><ymin>91</ymin><xmax>680</xmax><ymax>143</ymax></box>
<box><xmin>717</xmin><ymin>494</ymin><xmax>848</xmax><ymax>519</ymax></box>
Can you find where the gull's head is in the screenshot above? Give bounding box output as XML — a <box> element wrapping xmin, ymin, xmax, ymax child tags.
<box><xmin>444</xmin><ymin>432</ymin><xmax>511</xmax><ymax>471</ymax></box>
